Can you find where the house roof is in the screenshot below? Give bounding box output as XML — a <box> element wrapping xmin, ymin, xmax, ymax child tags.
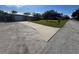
<box><xmin>7</xmin><ymin>13</ymin><xmax>34</xmax><ymax>17</ymax></box>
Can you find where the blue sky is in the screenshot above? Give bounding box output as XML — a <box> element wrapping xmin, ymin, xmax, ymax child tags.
<box><xmin>0</xmin><ymin>5</ymin><xmax>79</xmax><ymax>16</ymax></box>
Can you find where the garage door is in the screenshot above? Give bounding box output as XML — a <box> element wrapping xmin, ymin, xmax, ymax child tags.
<box><xmin>14</xmin><ymin>15</ymin><xmax>24</xmax><ymax>21</ymax></box>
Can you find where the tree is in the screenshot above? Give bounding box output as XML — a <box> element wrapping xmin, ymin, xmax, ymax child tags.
<box><xmin>33</xmin><ymin>13</ymin><xmax>41</xmax><ymax>20</ymax></box>
<box><xmin>71</xmin><ymin>9</ymin><xmax>79</xmax><ymax>20</ymax></box>
<box><xmin>0</xmin><ymin>10</ymin><xmax>8</xmax><ymax>22</ymax></box>
<box><xmin>42</xmin><ymin>10</ymin><xmax>62</xmax><ymax>20</ymax></box>
<box><xmin>11</xmin><ymin>10</ymin><xmax>17</xmax><ymax>14</ymax></box>
<box><xmin>0</xmin><ymin>10</ymin><xmax>5</xmax><ymax>15</ymax></box>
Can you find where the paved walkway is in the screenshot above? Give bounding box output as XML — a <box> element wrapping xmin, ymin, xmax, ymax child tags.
<box><xmin>42</xmin><ymin>20</ymin><xmax>79</xmax><ymax>54</ymax></box>
<box><xmin>20</xmin><ymin>21</ymin><xmax>60</xmax><ymax>41</ymax></box>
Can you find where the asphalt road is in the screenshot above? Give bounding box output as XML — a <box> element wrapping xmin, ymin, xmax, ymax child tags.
<box><xmin>0</xmin><ymin>22</ymin><xmax>46</xmax><ymax>54</ymax></box>
<box><xmin>42</xmin><ymin>20</ymin><xmax>79</xmax><ymax>54</ymax></box>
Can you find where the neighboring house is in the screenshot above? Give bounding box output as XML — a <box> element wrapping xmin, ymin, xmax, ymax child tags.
<box><xmin>8</xmin><ymin>13</ymin><xmax>34</xmax><ymax>21</ymax></box>
<box><xmin>0</xmin><ymin>13</ymin><xmax>34</xmax><ymax>22</ymax></box>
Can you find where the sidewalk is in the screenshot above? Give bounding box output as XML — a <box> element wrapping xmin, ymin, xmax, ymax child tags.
<box><xmin>20</xmin><ymin>21</ymin><xmax>60</xmax><ymax>41</ymax></box>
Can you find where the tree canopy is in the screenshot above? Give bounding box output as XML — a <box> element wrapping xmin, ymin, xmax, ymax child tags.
<box><xmin>42</xmin><ymin>10</ymin><xmax>62</xmax><ymax>20</ymax></box>
<box><xmin>11</xmin><ymin>10</ymin><xmax>17</xmax><ymax>14</ymax></box>
<box><xmin>72</xmin><ymin>9</ymin><xmax>79</xmax><ymax>20</ymax></box>
<box><xmin>33</xmin><ymin>13</ymin><xmax>42</xmax><ymax>20</ymax></box>
<box><xmin>0</xmin><ymin>10</ymin><xmax>8</xmax><ymax>15</ymax></box>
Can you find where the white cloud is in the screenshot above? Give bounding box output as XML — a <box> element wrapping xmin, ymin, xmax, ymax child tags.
<box><xmin>15</xmin><ymin>5</ymin><xmax>24</xmax><ymax>8</ymax></box>
<box><xmin>6</xmin><ymin>5</ymin><xmax>24</xmax><ymax>8</ymax></box>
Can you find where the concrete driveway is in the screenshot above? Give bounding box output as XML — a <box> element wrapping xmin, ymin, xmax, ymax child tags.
<box><xmin>20</xmin><ymin>21</ymin><xmax>60</xmax><ymax>41</ymax></box>
<box><xmin>0</xmin><ymin>22</ymin><xmax>59</xmax><ymax>54</ymax></box>
<box><xmin>0</xmin><ymin>21</ymin><xmax>60</xmax><ymax>54</ymax></box>
<box><xmin>0</xmin><ymin>22</ymin><xmax>46</xmax><ymax>54</ymax></box>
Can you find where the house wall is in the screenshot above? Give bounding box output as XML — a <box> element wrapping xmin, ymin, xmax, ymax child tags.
<box><xmin>26</xmin><ymin>16</ymin><xmax>34</xmax><ymax>21</ymax></box>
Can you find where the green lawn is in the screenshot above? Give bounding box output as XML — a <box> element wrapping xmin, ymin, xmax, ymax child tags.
<box><xmin>32</xmin><ymin>20</ymin><xmax>68</xmax><ymax>28</ymax></box>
